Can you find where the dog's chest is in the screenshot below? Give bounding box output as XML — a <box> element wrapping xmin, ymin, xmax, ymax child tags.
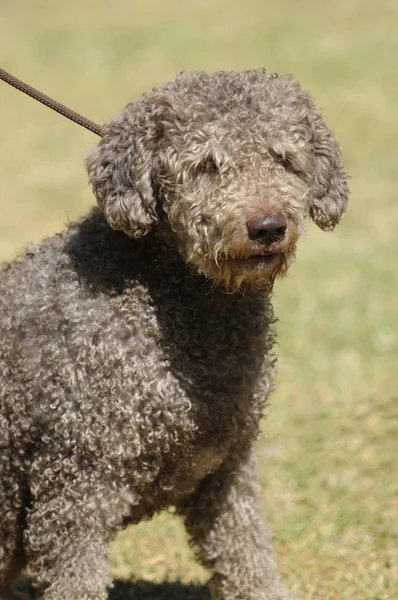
<box><xmin>145</xmin><ymin>275</ymin><xmax>271</xmax><ymax>391</ymax></box>
<box><xmin>139</xmin><ymin>277</ymin><xmax>273</xmax><ymax>445</ymax></box>
<box><xmin>90</xmin><ymin>277</ymin><xmax>274</xmax><ymax>499</ymax></box>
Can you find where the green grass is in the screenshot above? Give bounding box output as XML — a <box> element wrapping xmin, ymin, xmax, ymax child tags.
<box><xmin>1</xmin><ymin>1</ymin><xmax>397</xmax><ymax>598</ymax></box>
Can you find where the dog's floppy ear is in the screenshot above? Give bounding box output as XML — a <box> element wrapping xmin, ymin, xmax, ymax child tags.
<box><xmin>86</xmin><ymin>102</ymin><xmax>159</xmax><ymax>237</ymax></box>
<box><xmin>308</xmin><ymin>108</ymin><xmax>349</xmax><ymax>231</ymax></box>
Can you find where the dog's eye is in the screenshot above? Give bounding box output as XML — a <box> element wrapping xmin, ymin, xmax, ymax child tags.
<box><xmin>198</xmin><ymin>157</ymin><xmax>219</xmax><ymax>173</ymax></box>
<box><xmin>272</xmin><ymin>151</ymin><xmax>302</xmax><ymax>177</ymax></box>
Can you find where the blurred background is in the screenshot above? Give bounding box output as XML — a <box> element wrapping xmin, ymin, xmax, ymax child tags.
<box><xmin>1</xmin><ymin>1</ymin><xmax>397</xmax><ymax>599</ymax></box>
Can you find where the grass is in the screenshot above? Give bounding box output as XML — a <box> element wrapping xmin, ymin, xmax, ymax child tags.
<box><xmin>1</xmin><ymin>1</ymin><xmax>397</xmax><ymax>598</ymax></box>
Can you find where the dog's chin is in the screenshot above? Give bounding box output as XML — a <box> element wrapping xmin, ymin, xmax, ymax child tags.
<box><xmin>197</xmin><ymin>252</ymin><xmax>292</xmax><ymax>293</ymax></box>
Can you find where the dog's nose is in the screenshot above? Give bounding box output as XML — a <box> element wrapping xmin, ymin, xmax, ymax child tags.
<box><xmin>247</xmin><ymin>213</ymin><xmax>287</xmax><ymax>245</ymax></box>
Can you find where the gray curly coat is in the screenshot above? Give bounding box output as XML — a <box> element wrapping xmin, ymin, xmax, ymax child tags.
<box><xmin>0</xmin><ymin>70</ymin><xmax>348</xmax><ymax>600</ymax></box>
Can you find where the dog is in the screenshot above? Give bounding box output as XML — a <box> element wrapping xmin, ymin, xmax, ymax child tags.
<box><xmin>0</xmin><ymin>69</ymin><xmax>348</xmax><ymax>600</ymax></box>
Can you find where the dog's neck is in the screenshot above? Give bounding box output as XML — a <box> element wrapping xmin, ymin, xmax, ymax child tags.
<box><xmin>65</xmin><ymin>208</ymin><xmax>271</xmax><ymax>313</ymax></box>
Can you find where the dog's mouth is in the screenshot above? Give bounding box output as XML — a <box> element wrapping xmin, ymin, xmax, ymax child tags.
<box><xmin>198</xmin><ymin>247</ymin><xmax>293</xmax><ymax>292</ymax></box>
<box><xmin>226</xmin><ymin>251</ymin><xmax>283</xmax><ymax>267</ymax></box>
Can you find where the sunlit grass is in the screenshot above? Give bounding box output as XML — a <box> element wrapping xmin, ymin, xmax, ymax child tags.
<box><xmin>1</xmin><ymin>1</ymin><xmax>397</xmax><ymax>598</ymax></box>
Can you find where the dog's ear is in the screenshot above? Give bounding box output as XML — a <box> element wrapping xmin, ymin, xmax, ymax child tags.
<box><xmin>86</xmin><ymin>102</ymin><xmax>159</xmax><ymax>237</ymax></box>
<box><xmin>308</xmin><ymin>108</ymin><xmax>349</xmax><ymax>231</ymax></box>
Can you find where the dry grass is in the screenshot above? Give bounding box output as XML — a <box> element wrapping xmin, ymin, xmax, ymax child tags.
<box><xmin>1</xmin><ymin>1</ymin><xmax>397</xmax><ymax>599</ymax></box>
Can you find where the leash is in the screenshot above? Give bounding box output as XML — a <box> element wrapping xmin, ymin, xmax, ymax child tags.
<box><xmin>0</xmin><ymin>67</ymin><xmax>103</xmax><ymax>137</ymax></box>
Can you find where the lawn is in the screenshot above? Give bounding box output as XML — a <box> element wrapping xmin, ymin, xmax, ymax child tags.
<box><xmin>1</xmin><ymin>1</ymin><xmax>397</xmax><ymax>599</ymax></box>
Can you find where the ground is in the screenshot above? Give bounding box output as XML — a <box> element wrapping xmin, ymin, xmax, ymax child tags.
<box><xmin>0</xmin><ymin>1</ymin><xmax>397</xmax><ymax>599</ymax></box>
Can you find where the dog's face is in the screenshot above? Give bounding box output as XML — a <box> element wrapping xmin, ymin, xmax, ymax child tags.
<box><xmin>87</xmin><ymin>70</ymin><xmax>348</xmax><ymax>291</ymax></box>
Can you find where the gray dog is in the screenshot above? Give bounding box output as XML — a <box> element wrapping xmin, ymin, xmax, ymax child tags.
<box><xmin>0</xmin><ymin>70</ymin><xmax>348</xmax><ymax>600</ymax></box>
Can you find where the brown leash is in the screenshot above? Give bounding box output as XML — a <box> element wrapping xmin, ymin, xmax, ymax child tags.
<box><xmin>0</xmin><ymin>67</ymin><xmax>103</xmax><ymax>137</ymax></box>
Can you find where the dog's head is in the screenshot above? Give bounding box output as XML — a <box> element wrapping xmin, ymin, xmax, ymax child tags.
<box><xmin>86</xmin><ymin>70</ymin><xmax>348</xmax><ymax>291</ymax></box>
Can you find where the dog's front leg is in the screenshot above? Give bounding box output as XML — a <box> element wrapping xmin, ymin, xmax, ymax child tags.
<box><xmin>24</xmin><ymin>468</ymin><xmax>133</xmax><ymax>600</ymax></box>
<box><xmin>180</xmin><ymin>446</ymin><xmax>299</xmax><ymax>600</ymax></box>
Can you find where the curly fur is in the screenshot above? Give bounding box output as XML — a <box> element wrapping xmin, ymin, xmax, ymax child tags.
<box><xmin>0</xmin><ymin>69</ymin><xmax>348</xmax><ymax>600</ymax></box>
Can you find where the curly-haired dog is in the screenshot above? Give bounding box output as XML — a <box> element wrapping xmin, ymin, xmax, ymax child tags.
<box><xmin>0</xmin><ymin>70</ymin><xmax>348</xmax><ymax>600</ymax></box>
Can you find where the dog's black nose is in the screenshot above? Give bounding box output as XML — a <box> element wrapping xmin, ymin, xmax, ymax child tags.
<box><xmin>247</xmin><ymin>213</ymin><xmax>287</xmax><ymax>245</ymax></box>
